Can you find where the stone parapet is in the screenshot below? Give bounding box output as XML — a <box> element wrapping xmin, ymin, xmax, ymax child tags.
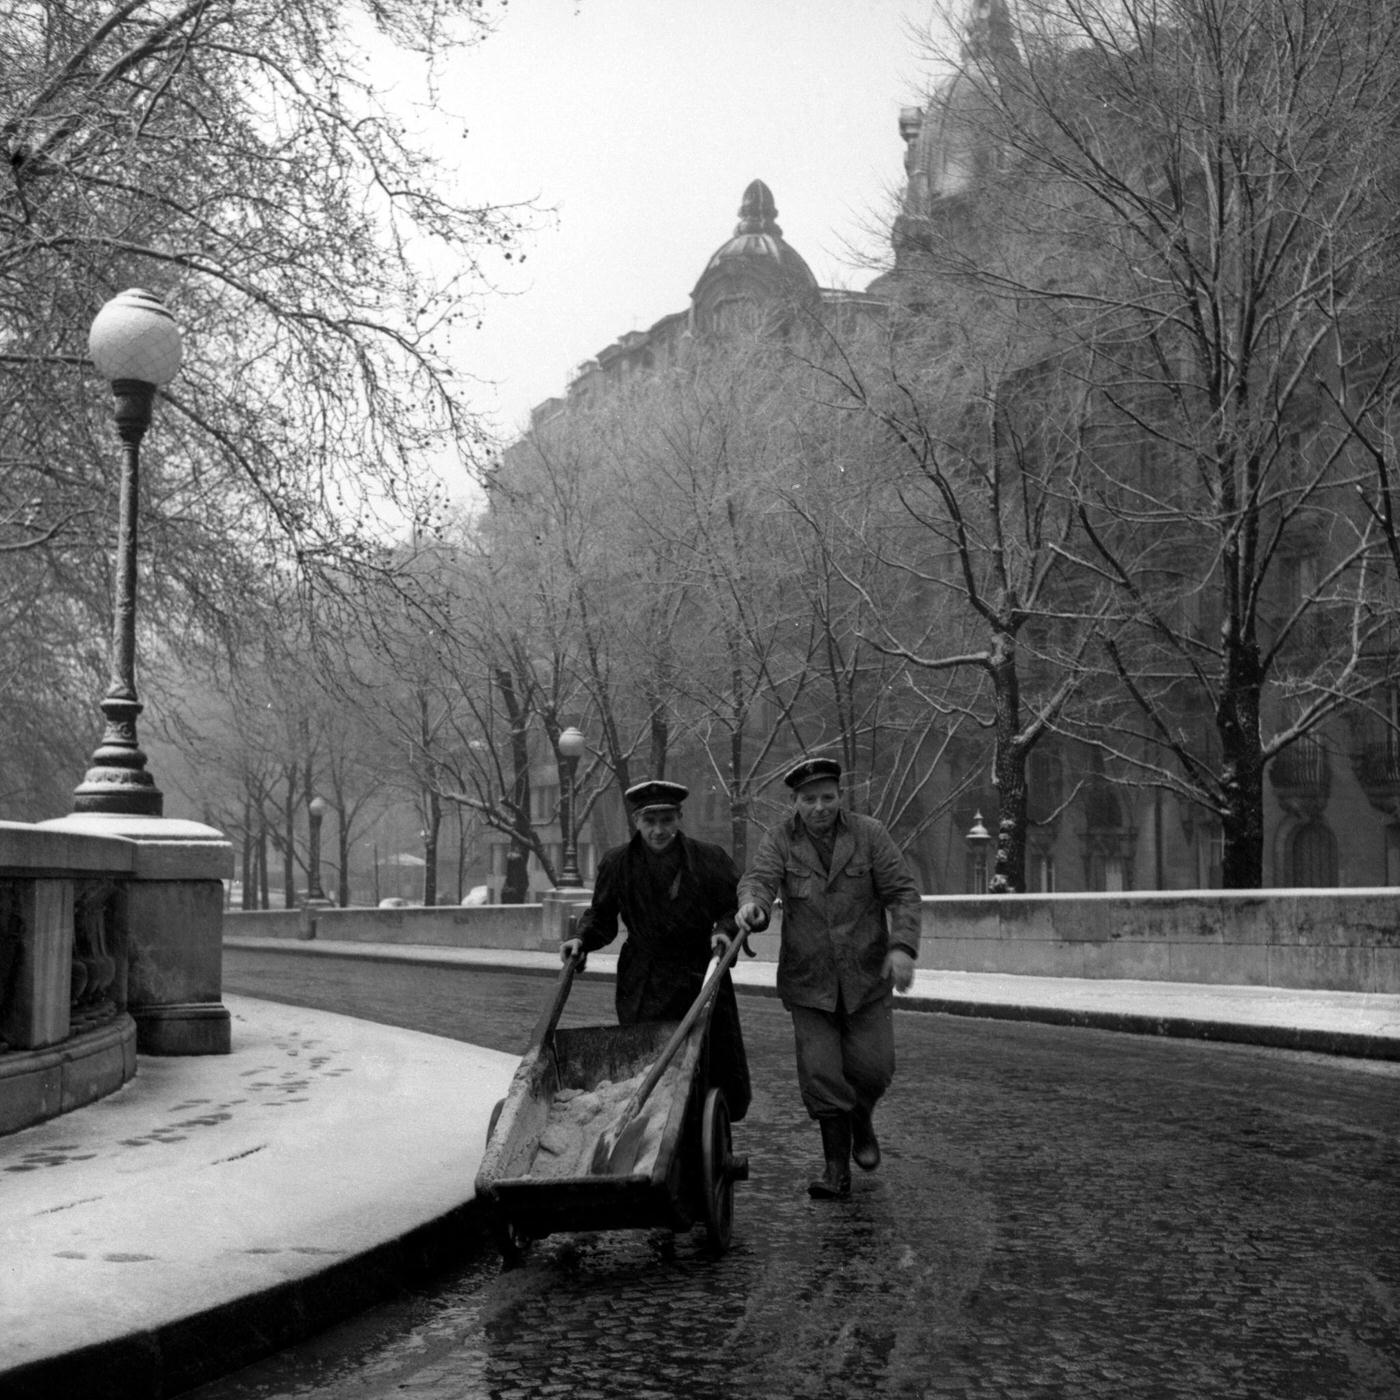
<box><xmin>38</xmin><ymin>814</ymin><xmax>233</xmax><ymax>1057</ymax></box>
<box><xmin>226</xmin><ymin>889</ymin><xmax>1400</xmax><ymax>995</ymax></box>
<box><xmin>2</xmin><ymin>821</ymin><xmax>142</xmax><ymax>1134</ymax></box>
<box><xmin>229</xmin><ymin>903</ymin><xmax>548</xmax><ymax>949</ymax></box>
<box><xmin>917</xmin><ymin>889</ymin><xmax>1400</xmax><ymax>993</ymax></box>
<box><xmin>539</xmin><ymin>888</ymin><xmax>593</xmax><ymax>950</ymax></box>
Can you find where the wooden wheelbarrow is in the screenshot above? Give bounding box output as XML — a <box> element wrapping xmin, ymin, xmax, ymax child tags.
<box><xmin>473</xmin><ymin>930</ymin><xmax>751</xmax><ymax>1263</ymax></box>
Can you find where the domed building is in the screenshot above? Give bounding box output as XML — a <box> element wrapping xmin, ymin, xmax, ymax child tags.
<box><xmin>884</xmin><ymin>3</ymin><xmax>1021</xmax><ymax>287</ymax></box>
<box><xmin>495</xmin><ymin>0</ymin><xmax>1399</xmax><ymax>897</ymax></box>
<box><xmin>901</xmin><ymin>0</ymin><xmax>1017</xmax><ymax>208</ymax></box>
<box><xmin>523</xmin><ymin>178</ymin><xmax>853</xmax><ymax>433</ymax></box>
<box><xmin>491</xmin><ymin>176</ymin><xmax>882</xmax><ymax>897</ymax></box>
<box><xmin>690</xmin><ymin>179</ymin><xmax>820</xmax><ymax>335</ymax></box>
<box><xmin>517</xmin><ymin>2</ymin><xmax>1027</xmax><ymax>437</ymax></box>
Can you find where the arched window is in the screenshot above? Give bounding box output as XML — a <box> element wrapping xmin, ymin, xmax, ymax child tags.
<box><xmin>1027</xmin><ymin>835</ymin><xmax>1055</xmax><ymax>892</ymax></box>
<box><xmin>1286</xmin><ymin>820</ymin><xmax>1338</xmax><ymax>888</ymax></box>
<box><xmin>1082</xmin><ymin>782</ymin><xmax>1137</xmax><ymax>891</ymax></box>
<box><xmin>1386</xmin><ymin>825</ymin><xmax>1400</xmax><ymax>886</ymax></box>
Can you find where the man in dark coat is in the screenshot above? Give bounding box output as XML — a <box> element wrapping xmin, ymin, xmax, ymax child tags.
<box><xmin>737</xmin><ymin>756</ymin><xmax>920</xmax><ymax>1199</ymax></box>
<box><xmin>560</xmin><ymin>779</ymin><xmax>752</xmax><ymax>1122</ymax></box>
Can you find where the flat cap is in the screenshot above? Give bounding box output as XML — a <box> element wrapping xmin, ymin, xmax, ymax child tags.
<box><xmin>625</xmin><ymin>779</ymin><xmax>689</xmax><ymax>813</ymax></box>
<box><xmin>783</xmin><ymin>756</ymin><xmax>842</xmax><ymax>791</ymax></box>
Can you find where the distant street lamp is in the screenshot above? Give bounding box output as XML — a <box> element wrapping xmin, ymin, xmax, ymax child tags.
<box><xmin>966</xmin><ymin>811</ymin><xmax>991</xmax><ymax>893</ymax></box>
<box><xmin>557</xmin><ymin>726</ymin><xmax>586</xmax><ymax>888</ymax></box>
<box><xmin>74</xmin><ymin>289</ymin><xmax>183</xmax><ymax>816</ymax></box>
<box><xmin>307</xmin><ymin>795</ymin><xmax>329</xmax><ymax>902</ymax></box>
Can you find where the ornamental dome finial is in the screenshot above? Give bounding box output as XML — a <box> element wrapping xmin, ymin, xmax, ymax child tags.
<box><xmin>691</xmin><ymin>180</ymin><xmax>819</xmax><ymax>333</ymax></box>
<box><xmin>735</xmin><ymin>179</ymin><xmax>781</xmax><ymax>237</ymax></box>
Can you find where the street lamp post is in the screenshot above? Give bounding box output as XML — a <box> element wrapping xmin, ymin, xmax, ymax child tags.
<box><xmin>307</xmin><ymin>795</ymin><xmax>329</xmax><ymax>902</ymax></box>
<box><xmin>74</xmin><ymin>289</ymin><xmax>183</xmax><ymax>816</ymax></box>
<box><xmin>557</xmin><ymin>726</ymin><xmax>586</xmax><ymax>888</ymax></box>
<box><xmin>966</xmin><ymin>811</ymin><xmax>992</xmax><ymax>893</ymax></box>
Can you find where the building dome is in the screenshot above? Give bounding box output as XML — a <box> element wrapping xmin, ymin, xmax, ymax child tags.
<box><xmin>899</xmin><ymin>0</ymin><xmax>1018</xmax><ymax>220</ymax></box>
<box><xmin>691</xmin><ymin>180</ymin><xmax>819</xmax><ymax>333</ymax></box>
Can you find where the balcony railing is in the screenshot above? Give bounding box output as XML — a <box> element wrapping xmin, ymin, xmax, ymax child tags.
<box><xmin>1269</xmin><ymin>737</ymin><xmax>1331</xmax><ymax>818</ymax></box>
<box><xmin>1348</xmin><ymin>741</ymin><xmax>1400</xmax><ymax>817</ymax></box>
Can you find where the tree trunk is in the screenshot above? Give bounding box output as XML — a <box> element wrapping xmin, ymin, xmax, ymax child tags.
<box><xmin>1217</xmin><ymin>453</ymin><xmax>1267</xmax><ymax>886</ymax></box>
<box><xmin>988</xmin><ymin>633</ymin><xmax>1027</xmax><ymax>893</ymax></box>
<box><xmin>992</xmin><ymin>746</ymin><xmax>1028</xmax><ymax>894</ymax></box>
<box><xmin>336</xmin><ymin>813</ymin><xmax>350</xmax><ymax>907</ymax></box>
<box><xmin>1217</xmin><ymin>642</ymin><xmax>1266</xmax><ymax>887</ymax></box>
<box><xmin>730</xmin><ymin>792</ymin><xmax>749</xmax><ymax>870</ymax></box>
<box><xmin>257</xmin><ymin>821</ymin><xmax>270</xmax><ymax>910</ymax></box>
<box><xmin>729</xmin><ymin>717</ymin><xmax>747</xmax><ymax>868</ymax></box>
<box><xmin>648</xmin><ymin>696</ymin><xmax>669</xmax><ymax>777</ymax></box>
<box><xmin>422</xmin><ymin>789</ymin><xmax>441</xmax><ymax>906</ymax></box>
<box><xmin>282</xmin><ymin>780</ymin><xmax>296</xmax><ymax>909</ymax></box>
<box><xmin>496</xmin><ymin>667</ymin><xmax>532</xmax><ymax>904</ymax></box>
<box><xmin>240</xmin><ymin>796</ymin><xmax>255</xmax><ymax>910</ymax></box>
<box><xmin>456</xmin><ymin>809</ymin><xmax>466</xmax><ymax>904</ymax></box>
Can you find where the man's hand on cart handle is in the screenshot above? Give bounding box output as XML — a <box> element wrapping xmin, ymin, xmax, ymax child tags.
<box><xmin>712</xmin><ymin>906</ymin><xmax>761</xmax><ymax>958</ymax></box>
<box><xmin>709</xmin><ymin>928</ymin><xmax>756</xmax><ymax>958</ymax></box>
<box><xmin>736</xmin><ymin>902</ymin><xmax>768</xmax><ymax>935</ymax></box>
<box><xmin>560</xmin><ymin>937</ymin><xmax>587</xmax><ymax>972</ymax></box>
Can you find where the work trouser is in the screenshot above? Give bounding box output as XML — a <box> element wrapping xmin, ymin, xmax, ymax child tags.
<box><xmin>788</xmin><ymin>991</ymin><xmax>895</xmax><ymax>1119</ymax></box>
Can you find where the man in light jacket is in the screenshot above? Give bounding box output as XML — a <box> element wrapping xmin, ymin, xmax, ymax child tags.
<box><xmin>736</xmin><ymin>757</ymin><xmax>920</xmax><ymax>1199</ymax></box>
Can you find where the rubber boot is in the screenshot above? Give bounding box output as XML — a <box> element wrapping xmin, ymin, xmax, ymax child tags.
<box><xmin>807</xmin><ymin>1115</ymin><xmax>851</xmax><ymax>1200</ymax></box>
<box><xmin>851</xmin><ymin>1103</ymin><xmax>880</xmax><ymax>1172</ymax></box>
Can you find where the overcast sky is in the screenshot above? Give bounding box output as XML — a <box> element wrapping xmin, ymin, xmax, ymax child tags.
<box><xmin>423</xmin><ymin>0</ymin><xmax>949</xmax><ymax>444</ymax></box>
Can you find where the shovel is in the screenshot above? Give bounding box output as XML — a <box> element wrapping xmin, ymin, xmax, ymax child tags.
<box><xmin>588</xmin><ymin>921</ymin><xmax>752</xmax><ymax>1177</ymax></box>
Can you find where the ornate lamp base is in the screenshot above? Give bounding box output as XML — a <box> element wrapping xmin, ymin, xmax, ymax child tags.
<box><xmin>73</xmin><ymin>695</ymin><xmax>164</xmax><ymax>816</ymax></box>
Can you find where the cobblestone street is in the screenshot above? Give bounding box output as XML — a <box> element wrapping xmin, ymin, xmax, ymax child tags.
<box><xmin>186</xmin><ymin>949</ymin><xmax>1400</xmax><ymax>1400</ymax></box>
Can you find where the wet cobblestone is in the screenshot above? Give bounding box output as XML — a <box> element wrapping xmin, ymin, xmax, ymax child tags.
<box><xmin>189</xmin><ymin>949</ymin><xmax>1400</xmax><ymax>1400</ymax></box>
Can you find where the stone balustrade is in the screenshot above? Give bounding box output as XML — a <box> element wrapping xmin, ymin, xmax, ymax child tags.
<box><xmin>1</xmin><ymin>815</ymin><xmax>233</xmax><ymax>1137</ymax></box>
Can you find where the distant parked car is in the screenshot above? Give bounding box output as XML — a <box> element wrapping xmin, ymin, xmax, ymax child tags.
<box><xmin>378</xmin><ymin>897</ymin><xmax>412</xmax><ymax>909</ymax></box>
<box><xmin>461</xmin><ymin>885</ymin><xmax>490</xmax><ymax>906</ymax></box>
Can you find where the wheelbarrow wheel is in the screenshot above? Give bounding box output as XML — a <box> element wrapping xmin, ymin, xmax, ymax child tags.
<box><xmin>701</xmin><ymin>1087</ymin><xmax>743</xmax><ymax>1253</ymax></box>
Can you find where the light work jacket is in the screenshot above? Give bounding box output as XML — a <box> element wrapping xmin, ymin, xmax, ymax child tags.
<box><xmin>737</xmin><ymin>809</ymin><xmax>921</xmax><ymax>1013</ymax></box>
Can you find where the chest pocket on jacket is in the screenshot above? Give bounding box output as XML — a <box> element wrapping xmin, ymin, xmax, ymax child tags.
<box><xmin>784</xmin><ymin>866</ymin><xmax>814</xmax><ymax>900</ymax></box>
<box><xmin>841</xmin><ymin>862</ymin><xmax>872</xmax><ymax>888</ymax></box>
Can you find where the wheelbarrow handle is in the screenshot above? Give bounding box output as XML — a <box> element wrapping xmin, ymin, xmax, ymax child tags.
<box><xmin>527</xmin><ymin>943</ymin><xmax>583</xmax><ymax>1052</ymax></box>
<box><xmin>589</xmin><ymin>915</ymin><xmax>757</xmax><ymax>1176</ymax></box>
<box><xmin>614</xmin><ymin>921</ymin><xmax>748</xmax><ymax>1120</ymax></box>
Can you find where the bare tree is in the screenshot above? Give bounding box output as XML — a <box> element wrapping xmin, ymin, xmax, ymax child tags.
<box><xmin>902</xmin><ymin>0</ymin><xmax>1400</xmax><ymax>885</ymax></box>
<box><xmin>806</xmin><ymin>306</ymin><xmax>1103</xmax><ymax>891</ymax></box>
<box><xmin>1</xmin><ymin>0</ymin><xmax>527</xmax><ymax>817</ymax></box>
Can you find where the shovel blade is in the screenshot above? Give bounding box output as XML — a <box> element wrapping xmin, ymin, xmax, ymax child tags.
<box><xmin>589</xmin><ymin>1097</ymin><xmax>666</xmax><ymax>1177</ymax></box>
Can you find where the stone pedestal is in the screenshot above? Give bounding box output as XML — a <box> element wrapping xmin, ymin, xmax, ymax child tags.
<box><xmin>298</xmin><ymin>897</ymin><xmax>337</xmax><ymax>940</ymax></box>
<box><xmin>39</xmin><ymin>813</ymin><xmax>233</xmax><ymax>1055</ymax></box>
<box><xmin>540</xmin><ymin>887</ymin><xmax>593</xmax><ymax>951</ymax></box>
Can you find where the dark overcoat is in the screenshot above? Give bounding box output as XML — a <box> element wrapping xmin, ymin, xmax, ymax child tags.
<box><xmin>576</xmin><ymin>830</ymin><xmax>751</xmax><ymax>1121</ymax></box>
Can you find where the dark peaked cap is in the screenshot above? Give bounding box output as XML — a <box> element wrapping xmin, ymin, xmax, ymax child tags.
<box><xmin>783</xmin><ymin>756</ymin><xmax>842</xmax><ymax>790</ymax></box>
<box><xmin>625</xmin><ymin>780</ymin><xmax>689</xmax><ymax>814</ymax></box>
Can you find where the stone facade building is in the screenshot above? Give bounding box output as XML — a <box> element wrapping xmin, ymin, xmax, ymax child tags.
<box><xmin>491</xmin><ymin>0</ymin><xmax>1400</xmax><ymax>896</ymax></box>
